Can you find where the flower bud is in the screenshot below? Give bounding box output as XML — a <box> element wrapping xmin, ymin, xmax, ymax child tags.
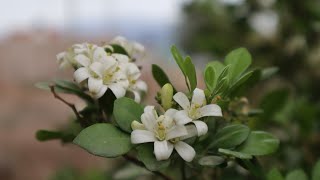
<box><xmin>160</xmin><ymin>83</ymin><xmax>173</xmax><ymax>110</ymax></box>
<box><xmin>131</xmin><ymin>120</ymin><xmax>145</xmax><ymax>130</ymax></box>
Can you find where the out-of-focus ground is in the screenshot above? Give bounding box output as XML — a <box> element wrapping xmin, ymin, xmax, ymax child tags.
<box><xmin>0</xmin><ymin>29</ymin><xmax>196</xmax><ymax>180</ymax></box>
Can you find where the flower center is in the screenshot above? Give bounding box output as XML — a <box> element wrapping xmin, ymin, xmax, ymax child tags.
<box><xmin>188</xmin><ymin>103</ymin><xmax>201</xmax><ymax>119</ymax></box>
<box><xmin>102</xmin><ymin>67</ymin><xmax>120</xmax><ymax>84</ymax></box>
<box><xmin>155</xmin><ymin>115</ymin><xmax>167</xmax><ymax>141</ymax></box>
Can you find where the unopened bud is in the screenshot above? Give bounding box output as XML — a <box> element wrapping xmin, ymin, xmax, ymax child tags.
<box><xmin>131</xmin><ymin>120</ymin><xmax>145</xmax><ymax>130</ymax></box>
<box><xmin>160</xmin><ymin>83</ymin><xmax>173</xmax><ymax>110</ymax></box>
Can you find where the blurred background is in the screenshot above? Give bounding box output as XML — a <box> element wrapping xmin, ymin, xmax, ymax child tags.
<box><xmin>0</xmin><ymin>0</ymin><xmax>319</xmax><ymax>179</ymax></box>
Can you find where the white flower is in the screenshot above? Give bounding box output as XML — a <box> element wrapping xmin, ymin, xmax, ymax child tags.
<box><xmin>73</xmin><ymin>45</ymin><xmax>129</xmax><ymax>99</ymax></box>
<box><xmin>173</xmin><ymin>88</ymin><xmax>222</xmax><ymax>136</ymax></box>
<box><xmin>111</xmin><ymin>36</ymin><xmax>145</xmax><ymax>59</ymax></box>
<box><xmin>131</xmin><ymin>106</ymin><xmax>197</xmax><ymax>162</ymax></box>
<box><xmin>124</xmin><ymin>63</ymin><xmax>147</xmax><ymax>102</ymax></box>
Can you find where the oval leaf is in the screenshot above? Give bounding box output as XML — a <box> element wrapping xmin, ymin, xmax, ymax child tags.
<box><xmin>198</xmin><ymin>156</ymin><xmax>225</xmax><ymax>167</ymax></box>
<box><xmin>218</xmin><ymin>148</ymin><xmax>252</xmax><ymax>159</ymax></box>
<box><xmin>137</xmin><ymin>144</ymin><xmax>170</xmax><ymax>171</ymax></box>
<box><xmin>312</xmin><ymin>159</ymin><xmax>320</xmax><ymax>180</ymax></box>
<box><xmin>210</xmin><ymin>124</ymin><xmax>250</xmax><ymax>149</ymax></box>
<box><xmin>204</xmin><ymin>66</ymin><xmax>215</xmax><ymax>92</ymax></box>
<box><xmin>73</xmin><ymin>123</ymin><xmax>133</xmax><ymax>158</ymax></box>
<box><xmin>225</xmin><ymin>48</ymin><xmax>252</xmax><ymax>83</ymax></box>
<box><xmin>184</xmin><ymin>56</ymin><xmax>197</xmax><ymax>91</ymax></box>
<box><xmin>152</xmin><ymin>64</ymin><xmax>173</xmax><ymax>89</ymax></box>
<box><xmin>237</xmin><ymin>131</ymin><xmax>279</xmax><ymax>156</ymax></box>
<box><xmin>114</xmin><ymin>97</ymin><xmax>144</xmax><ymax>133</ymax></box>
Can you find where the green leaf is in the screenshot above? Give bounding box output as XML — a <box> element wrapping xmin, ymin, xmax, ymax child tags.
<box><xmin>137</xmin><ymin>144</ymin><xmax>170</xmax><ymax>171</ymax></box>
<box><xmin>36</xmin><ymin>130</ymin><xmax>75</xmax><ymax>143</ymax></box>
<box><xmin>285</xmin><ymin>169</ymin><xmax>308</xmax><ymax>180</ymax></box>
<box><xmin>110</xmin><ymin>44</ymin><xmax>129</xmax><ymax>57</ymax></box>
<box><xmin>184</xmin><ymin>56</ymin><xmax>197</xmax><ymax>91</ymax></box>
<box><xmin>210</xmin><ymin>124</ymin><xmax>250</xmax><ymax>149</ymax></box>
<box><xmin>207</xmin><ymin>61</ymin><xmax>225</xmax><ymax>79</ymax></box>
<box><xmin>228</xmin><ymin>70</ymin><xmax>253</xmax><ymax>92</ymax></box>
<box><xmin>237</xmin><ymin>131</ymin><xmax>279</xmax><ymax>156</ymax></box>
<box><xmin>204</xmin><ymin>66</ymin><xmax>215</xmax><ymax>92</ymax></box>
<box><xmin>171</xmin><ymin>45</ymin><xmax>186</xmax><ymax>76</ymax></box>
<box><xmin>312</xmin><ymin>159</ymin><xmax>320</xmax><ymax>180</ymax></box>
<box><xmin>218</xmin><ymin>148</ymin><xmax>252</xmax><ymax>159</ymax></box>
<box><xmin>214</xmin><ymin>77</ymin><xmax>229</xmax><ymax>95</ymax></box>
<box><xmin>114</xmin><ymin>97</ymin><xmax>144</xmax><ymax>133</ymax></box>
<box><xmin>267</xmin><ymin>168</ymin><xmax>284</xmax><ymax>180</ymax></box>
<box><xmin>225</xmin><ymin>48</ymin><xmax>252</xmax><ymax>83</ymax></box>
<box><xmin>217</xmin><ymin>65</ymin><xmax>230</xmax><ymax>83</ymax></box>
<box><xmin>152</xmin><ymin>64</ymin><xmax>174</xmax><ymax>89</ymax></box>
<box><xmin>198</xmin><ymin>156</ymin><xmax>225</xmax><ymax>167</ymax></box>
<box><xmin>261</xmin><ymin>67</ymin><xmax>279</xmax><ymax>80</ymax></box>
<box><xmin>73</xmin><ymin>124</ymin><xmax>133</xmax><ymax>158</ymax></box>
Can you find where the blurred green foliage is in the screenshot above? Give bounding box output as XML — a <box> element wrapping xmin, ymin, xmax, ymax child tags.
<box><xmin>179</xmin><ymin>0</ymin><xmax>320</xmax><ymax>178</ymax></box>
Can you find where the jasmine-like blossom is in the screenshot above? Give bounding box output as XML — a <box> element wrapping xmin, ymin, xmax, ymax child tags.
<box><xmin>124</xmin><ymin>63</ymin><xmax>147</xmax><ymax>102</ymax></box>
<box><xmin>131</xmin><ymin>106</ymin><xmax>197</xmax><ymax>162</ymax></box>
<box><xmin>173</xmin><ymin>88</ymin><xmax>222</xmax><ymax>136</ymax></box>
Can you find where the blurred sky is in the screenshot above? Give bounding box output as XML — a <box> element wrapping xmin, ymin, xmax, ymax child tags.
<box><xmin>0</xmin><ymin>0</ymin><xmax>190</xmax><ymax>51</ymax></box>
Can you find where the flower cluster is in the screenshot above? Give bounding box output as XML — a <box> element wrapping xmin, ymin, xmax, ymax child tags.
<box><xmin>131</xmin><ymin>88</ymin><xmax>222</xmax><ymax>162</ymax></box>
<box><xmin>56</xmin><ymin>37</ymin><xmax>147</xmax><ymax>102</ymax></box>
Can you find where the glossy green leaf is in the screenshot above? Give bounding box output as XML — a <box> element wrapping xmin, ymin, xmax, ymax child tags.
<box><xmin>184</xmin><ymin>56</ymin><xmax>197</xmax><ymax>91</ymax></box>
<box><xmin>237</xmin><ymin>131</ymin><xmax>279</xmax><ymax>156</ymax></box>
<box><xmin>267</xmin><ymin>168</ymin><xmax>284</xmax><ymax>180</ymax></box>
<box><xmin>171</xmin><ymin>45</ymin><xmax>186</xmax><ymax>76</ymax></box>
<box><xmin>285</xmin><ymin>169</ymin><xmax>308</xmax><ymax>180</ymax></box>
<box><xmin>225</xmin><ymin>48</ymin><xmax>252</xmax><ymax>83</ymax></box>
<box><xmin>137</xmin><ymin>144</ymin><xmax>170</xmax><ymax>171</ymax></box>
<box><xmin>198</xmin><ymin>156</ymin><xmax>225</xmax><ymax>167</ymax></box>
<box><xmin>214</xmin><ymin>77</ymin><xmax>229</xmax><ymax>95</ymax></box>
<box><xmin>218</xmin><ymin>148</ymin><xmax>252</xmax><ymax>159</ymax></box>
<box><xmin>204</xmin><ymin>66</ymin><xmax>215</xmax><ymax>92</ymax></box>
<box><xmin>73</xmin><ymin>124</ymin><xmax>133</xmax><ymax>158</ymax></box>
<box><xmin>207</xmin><ymin>61</ymin><xmax>225</xmax><ymax>79</ymax></box>
<box><xmin>113</xmin><ymin>97</ymin><xmax>144</xmax><ymax>133</ymax></box>
<box><xmin>36</xmin><ymin>130</ymin><xmax>75</xmax><ymax>143</ymax></box>
<box><xmin>227</xmin><ymin>70</ymin><xmax>253</xmax><ymax>93</ymax></box>
<box><xmin>312</xmin><ymin>159</ymin><xmax>320</xmax><ymax>180</ymax></box>
<box><xmin>110</xmin><ymin>44</ymin><xmax>129</xmax><ymax>57</ymax></box>
<box><xmin>152</xmin><ymin>64</ymin><xmax>174</xmax><ymax>89</ymax></box>
<box><xmin>210</xmin><ymin>124</ymin><xmax>250</xmax><ymax>149</ymax></box>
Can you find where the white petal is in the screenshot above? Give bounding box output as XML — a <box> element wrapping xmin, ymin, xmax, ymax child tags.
<box><xmin>126</xmin><ymin>63</ymin><xmax>141</xmax><ymax>79</ymax></box>
<box><xmin>191</xmin><ymin>88</ymin><xmax>206</xmax><ymax>106</ymax></box>
<box><xmin>93</xmin><ymin>47</ymin><xmax>107</xmax><ymax>62</ymax></box>
<box><xmin>103</xmin><ymin>56</ymin><xmax>117</xmax><ymax>70</ymax></box>
<box><xmin>164</xmin><ymin>109</ymin><xmax>178</xmax><ymax>119</ymax></box>
<box><xmin>108</xmin><ymin>83</ymin><xmax>126</xmax><ymax>98</ymax></box>
<box><xmin>173</xmin><ymin>110</ymin><xmax>193</xmax><ymax>125</ymax></box>
<box><xmin>154</xmin><ymin>141</ymin><xmax>173</xmax><ymax>161</ymax></box>
<box><xmin>173</xmin><ymin>92</ymin><xmax>190</xmax><ymax>110</ymax></box>
<box><xmin>92</xmin><ymin>85</ymin><xmax>107</xmax><ymax>99</ymax></box>
<box><xmin>180</xmin><ymin>125</ymin><xmax>198</xmax><ymax>140</ymax></box>
<box><xmin>56</xmin><ymin>52</ymin><xmax>65</xmax><ymax>61</ymax></box>
<box><xmin>192</xmin><ymin>121</ymin><xmax>208</xmax><ymax>136</ymax></box>
<box><xmin>132</xmin><ymin>90</ymin><xmax>141</xmax><ymax>103</ymax></box>
<box><xmin>135</xmin><ymin>80</ymin><xmax>147</xmax><ymax>92</ymax></box>
<box><xmin>141</xmin><ymin>111</ymin><xmax>157</xmax><ymax>132</ymax></box>
<box><xmin>74</xmin><ymin>67</ymin><xmax>90</xmax><ymax>83</ymax></box>
<box><xmin>113</xmin><ymin>53</ymin><xmax>130</xmax><ymax>63</ymax></box>
<box><xmin>88</xmin><ymin>77</ymin><xmax>103</xmax><ymax>93</ymax></box>
<box><xmin>199</xmin><ymin>104</ymin><xmax>222</xmax><ymax>118</ymax></box>
<box><xmin>89</xmin><ymin>62</ymin><xmax>104</xmax><ymax>77</ymax></box>
<box><xmin>174</xmin><ymin>141</ymin><xmax>196</xmax><ymax>162</ymax></box>
<box><xmin>132</xmin><ymin>42</ymin><xmax>145</xmax><ymax>54</ymax></box>
<box><xmin>131</xmin><ymin>130</ymin><xmax>156</xmax><ymax>144</ymax></box>
<box><xmin>75</xmin><ymin>54</ymin><xmax>91</xmax><ymax>67</ymax></box>
<box><xmin>144</xmin><ymin>106</ymin><xmax>155</xmax><ymax>113</ymax></box>
<box><xmin>166</xmin><ymin>125</ymin><xmax>188</xmax><ymax>140</ymax></box>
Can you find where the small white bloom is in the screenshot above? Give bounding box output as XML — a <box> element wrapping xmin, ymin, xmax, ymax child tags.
<box><xmin>131</xmin><ymin>106</ymin><xmax>197</xmax><ymax>162</ymax></box>
<box><xmin>123</xmin><ymin>63</ymin><xmax>147</xmax><ymax>102</ymax></box>
<box><xmin>173</xmin><ymin>88</ymin><xmax>222</xmax><ymax>136</ymax></box>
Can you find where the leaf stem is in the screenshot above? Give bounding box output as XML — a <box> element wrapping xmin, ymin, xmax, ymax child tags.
<box><xmin>50</xmin><ymin>85</ymin><xmax>86</xmax><ymax>127</ymax></box>
<box><xmin>123</xmin><ymin>154</ymin><xmax>172</xmax><ymax>180</ymax></box>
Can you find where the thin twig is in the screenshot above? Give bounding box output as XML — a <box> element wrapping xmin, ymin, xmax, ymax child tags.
<box><xmin>50</xmin><ymin>85</ymin><xmax>85</xmax><ymax>126</ymax></box>
<box><xmin>123</xmin><ymin>154</ymin><xmax>172</xmax><ymax>180</ymax></box>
